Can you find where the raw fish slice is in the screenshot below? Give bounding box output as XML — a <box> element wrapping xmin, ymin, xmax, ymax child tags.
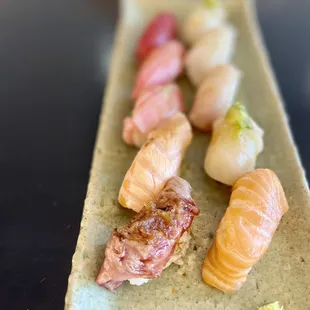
<box><xmin>189</xmin><ymin>64</ymin><xmax>241</xmax><ymax>132</ymax></box>
<box><xmin>185</xmin><ymin>25</ymin><xmax>236</xmax><ymax>86</ymax></box>
<box><xmin>119</xmin><ymin>113</ymin><xmax>192</xmax><ymax>212</ymax></box>
<box><xmin>135</xmin><ymin>12</ymin><xmax>177</xmax><ymax>63</ymax></box>
<box><xmin>132</xmin><ymin>40</ymin><xmax>185</xmax><ymax>99</ymax></box>
<box><xmin>122</xmin><ymin>117</ymin><xmax>145</xmax><ymax>147</ymax></box>
<box><xmin>123</xmin><ymin>84</ymin><xmax>184</xmax><ymax>148</ymax></box>
<box><xmin>181</xmin><ymin>2</ymin><xmax>227</xmax><ymax>46</ymax></box>
<box><xmin>202</xmin><ymin>169</ymin><xmax>289</xmax><ymax>293</ymax></box>
<box><xmin>204</xmin><ymin>103</ymin><xmax>264</xmax><ymax>186</ymax></box>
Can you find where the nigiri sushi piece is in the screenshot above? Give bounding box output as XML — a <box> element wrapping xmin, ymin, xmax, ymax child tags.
<box><xmin>135</xmin><ymin>12</ymin><xmax>177</xmax><ymax>63</ymax></box>
<box><xmin>185</xmin><ymin>25</ymin><xmax>237</xmax><ymax>86</ymax></box>
<box><xmin>97</xmin><ymin>176</ymin><xmax>200</xmax><ymax>290</ymax></box>
<box><xmin>122</xmin><ymin>117</ymin><xmax>145</xmax><ymax>148</ymax></box>
<box><xmin>119</xmin><ymin>112</ymin><xmax>192</xmax><ymax>212</ymax></box>
<box><xmin>189</xmin><ymin>64</ymin><xmax>241</xmax><ymax>132</ymax></box>
<box><xmin>123</xmin><ymin>84</ymin><xmax>185</xmax><ymax>148</ymax></box>
<box><xmin>204</xmin><ymin>103</ymin><xmax>264</xmax><ymax>186</ymax></box>
<box><xmin>181</xmin><ymin>1</ymin><xmax>227</xmax><ymax>46</ymax></box>
<box><xmin>132</xmin><ymin>40</ymin><xmax>185</xmax><ymax>99</ymax></box>
<box><xmin>202</xmin><ymin>169</ymin><xmax>289</xmax><ymax>293</ymax></box>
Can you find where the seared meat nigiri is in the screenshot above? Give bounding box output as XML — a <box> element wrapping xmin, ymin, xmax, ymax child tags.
<box><xmin>132</xmin><ymin>40</ymin><xmax>185</xmax><ymax>99</ymax></box>
<box><xmin>97</xmin><ymin>177</ymin><xmax>200</xmax><ymax>290</ymax></box>
<box><xmin>123</xmin><ymin>84</ymin><xmax>185</xmax><ymax>148</ymax></box>
<box><xmin>119</xmin><ymin>112</ymin><xmax>192</xmax><ymax>212</ymax></box>
<box><xmin>181</xmin><ymin>2</ymin><xmax>227</xmax><ymax>46</ymax></box>
<box><xmin>202</xmin><ymin>169</ymin><xmax>289</xmax><ymax>293</ymax></box>
<box><xmin>204</xmin><ymin>103</ymin><xmax>264</xmax><ymax>186</ymax></box>
<box><xmin>189</xmin><ymin>64</ymin><xmax>241</xmax><ymax>132</ymax></box>
<box><xmin>185</xmin><ymin>25</ymin><xmax>236</xmax><ymax>86</ymax></box>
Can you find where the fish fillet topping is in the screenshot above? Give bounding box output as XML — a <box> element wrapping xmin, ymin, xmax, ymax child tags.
<box><xmin>97</xmin><ymin>177</ymin><xmax>200</xmax><ymax>290</ymax></box>
<box><xmin>204</xmin><ymin>102</ymin><xmax>264</xmax><ymax>186</ymax></box>
<box><xmin>119</xmin><ymin>112</ymin><xmax>192</xmax><ymax>212</ymax></box>
<box><xmin>123</xmin><ymin>83</ymin><xmax>184</xmax><ymax>148</ymax></box>
<box><xmin>189</xmin><ymin>64</ymin><xmax>241</xmax><ymax>132</ymax></box>
<box><xmin>185</xmin><ymin>25</ymin><xmax>237</xmax><ymax>86</ymax></box>
<box><xmin>181</xmin><ymin>2</ymin><xmax>227</xmax><ymax>46</ymax></box>
<box><xmin>202</xmin><ymin>169</ymin><xmax>289</xmax><ymax>293</ymax></box>
<box><xmin>132</xmin><ymin>40</ymin><xmax>185</xmax><ymax>99</ymax></box>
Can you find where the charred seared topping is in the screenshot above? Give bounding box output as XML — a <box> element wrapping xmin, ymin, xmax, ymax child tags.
<box><xmin>96</xmin><ymin>177</ymin><xmax>199</xmax><ymax>290</ymax></box>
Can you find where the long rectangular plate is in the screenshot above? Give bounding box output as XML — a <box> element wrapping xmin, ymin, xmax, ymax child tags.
<box><xmin>65</xmin><ymin>0</ymin><xmax>310</xmax><ymax>309</ymax></box>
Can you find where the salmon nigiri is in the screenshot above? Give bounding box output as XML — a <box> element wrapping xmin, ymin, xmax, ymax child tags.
<box><xmin>202</xmin><ymin>169</ymin><xmax>289</xmax><ymax>293</ymax></box>
<box><xmin>184</xmin><ymin>25</ymin><xmax>236</xmax><ymax>86</ymax></box>
<box><xmin>132</xmin><ymin>40</ymin><xmax>185</xmax><ymax>99</ymax></box>
<box><xmin>123</xmin><ymin>84</ymin><xmax>185</xmax><ymax>148</ymax></box>
<box><xmin>119</xmin><ymin>113</ymin><xmax>192</xmax><ymax>212</ymax></box>
<box><xmin>204</xmin><ymin>103</ymin><xmax>264</xmax><ymax>186</ymax></box>
<box><xmin>189</xmin><ymin>64</ymin><xmax>241</xmax><ymax>132</ymax></box>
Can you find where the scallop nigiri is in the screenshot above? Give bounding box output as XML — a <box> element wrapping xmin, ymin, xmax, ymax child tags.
<box><xmin>132</xmin><ymin>40</ymin><xmax>185</xmax><ymax>99</ymax></box>
<box><xmin>185</xmin><ymin>25</ymin><xmax>236</xmax><ymax>86</ymax></box>
<box><xmin>181</xmin><ymin>1</ymin><xmax>227</xmax><ymax>46</ymax></box>
<box><xmin>204</xmin><ymin>103</ymin><xmax>264</xmax><ymax>186</ymax></box>
<box><xmin>119</xmin><ymin>112</ymin><xmax>192</xmax><ymax>212</ymax></box>
<box><xmin>189</xmin><ymin>64</ymin><xmax>241</xmax><ymax>131</ymax></box>
<box><xmin>123</xmin><ymin>83</ymin><xmax>184</xmax><ymax>148</ymax></box>
<box><xmin>202</xmin><ymin>169</ymin><xmax>289</xmax><ymax>293</ymax></box>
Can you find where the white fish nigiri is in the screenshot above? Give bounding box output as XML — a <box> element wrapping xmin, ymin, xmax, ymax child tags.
<box><xmin>185</xmin><ymin>25</ymin><xmax>237</xmax><ymax>86</ymax></box>
<box><xmin>189</xmin><ymin>64</ymin><xmax>241</xmax><ymax>132</ymax></box>
<box><xmin>181</xmin><ymin>2</ymin><xmax>227</xmax><ymax>46</ymax></box>
<box><xmin>119</xmin><ymin>113</ymin><xmax>192</xmax><ymax>212</ymax></box>
<box><xmin>204</xmin><ymin>103</ymin><xmax>264</xmax><ymax>186</ymax></box>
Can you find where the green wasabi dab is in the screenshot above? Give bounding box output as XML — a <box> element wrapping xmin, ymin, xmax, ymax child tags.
<box><xmin>204</xmin><ymin>0</ymin><xmax>218</xmax><ymax>9</ymax></box>
<box><xmin>258</xmin><ymin>301</ymin><xmax>284</xmax><ymax>310</ymax></box>
<box><xmin>225</xmin><ymin>102</ymin><xmax>253</xmax><ymax>133</ymax></box>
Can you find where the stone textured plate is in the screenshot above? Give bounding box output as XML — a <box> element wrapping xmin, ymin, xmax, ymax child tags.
<box><xmin>65</xmin><ymin>0</ymin><xmax>310</xmax><ymax>309</ymax></box>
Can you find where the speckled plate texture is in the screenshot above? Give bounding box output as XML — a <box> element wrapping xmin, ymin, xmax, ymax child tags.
<box><xmin>65</xmin><ymin>0</ymin><xmax>310</xmax><ymax>309</ymax></box>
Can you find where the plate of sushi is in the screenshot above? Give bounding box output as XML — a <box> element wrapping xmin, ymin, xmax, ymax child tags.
<box><xmin>65</xmin><ymin>0</ymin><xmax>310</xmax><ymax>309</ymax></box>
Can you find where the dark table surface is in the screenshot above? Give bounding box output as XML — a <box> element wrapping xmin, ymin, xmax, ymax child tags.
<box><xmin>0</xmin><ymin>0</ymin><xmax>309</xmax><ymax>309</ymax></box>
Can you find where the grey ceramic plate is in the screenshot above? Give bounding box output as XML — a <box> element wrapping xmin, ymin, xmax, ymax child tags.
<box><xmin>65</xmin><ymin>0</ymin><xmax>310</xmax><ymax>309</ymax></box>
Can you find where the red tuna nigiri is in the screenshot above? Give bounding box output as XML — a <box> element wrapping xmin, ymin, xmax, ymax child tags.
<box><xmin>136</xmin><ymin>12</ymin><xmax>177</xmax><ymax>63</ymax></box>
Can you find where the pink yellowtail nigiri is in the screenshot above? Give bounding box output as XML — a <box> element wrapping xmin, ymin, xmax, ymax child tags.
<box><xmin>189</xmin><ymin>64</ymin><xmax>241</xmax><ymax>132</ymax></box>
<box><xmin>123</xmin><ymin>84</ymin><xmax>184</xmax><ymax>148</ymax></box>
<box><xmin>202</xmin><ymin>169</ymin><xmax>289</xmax><ymax>293</ymax></box>
<box><xmin>119</xmin><ymin>113</ymin><xmax>192</xmax><ymax>212</ymax></box>
<box><xmin>204</xmin><ymin>103</ymin><xmax>264</xmax><ymax>186</ymax></box>
<box><xmin>132</xmin><ymin>40</ymin><xmax>185</xmax><ymax>100</ymax></box>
